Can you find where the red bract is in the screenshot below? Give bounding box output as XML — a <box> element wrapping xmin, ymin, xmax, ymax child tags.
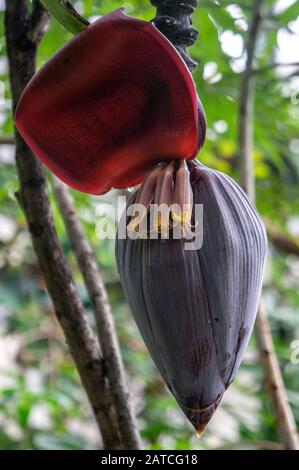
<box><xmin>15</xmin><ymin>8</ymin><xmax>205</xmax><ymax>195</ymax></box>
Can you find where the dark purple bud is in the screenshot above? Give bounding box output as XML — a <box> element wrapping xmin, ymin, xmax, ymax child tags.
<box><xmin>116</xmin><ymin>160</ymin><xmax>267</xmax><ymax>435</ymax></box>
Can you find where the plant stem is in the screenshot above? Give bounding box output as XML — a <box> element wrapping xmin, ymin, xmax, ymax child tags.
<box><xmin>40</xmin><ymin>0</ymin><xmax>89</xmax><ymax>34</ymax></box>
<box><xmin>151</xmin><ymin>0</ymin><xmax>199</xmax><ymax>71</ymax></box>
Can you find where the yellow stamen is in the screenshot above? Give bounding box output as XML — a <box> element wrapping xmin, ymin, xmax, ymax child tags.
<box><xmin>171</xmin><ymin>160</ymin><xmax>193</xmax><ymax>236</ymax></box>
<box><xmin>127</xmin><ymin>160</ymin><xmax>194</xmax><ymax>238</ymax></box>
<box><xmin>153</xmin><ymin>161</ymin><xmax>175</xmax><ymax>233</ymax></box>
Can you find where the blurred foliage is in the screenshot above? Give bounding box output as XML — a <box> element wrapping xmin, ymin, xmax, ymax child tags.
<box><xmin>0</xmin><ymin>0</ymin><xmax>299</xmax><ymax>450</ymax></box>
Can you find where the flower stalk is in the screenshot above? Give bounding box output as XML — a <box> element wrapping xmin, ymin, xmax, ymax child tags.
<box><xmin>40</xmin><ymin>0</ymin><xmax>89</xmax><ymax>34</ymax></box>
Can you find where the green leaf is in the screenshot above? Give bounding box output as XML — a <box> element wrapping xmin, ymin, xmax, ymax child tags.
<box><xmin>275</xmin><ymin>1</ymin><xmax>299</xmax><ymax>24</ymax></box>
<box><xmin>41</xmin><ymin>0</ymin><xmax>89</xmax><ymax>35</ymax></box>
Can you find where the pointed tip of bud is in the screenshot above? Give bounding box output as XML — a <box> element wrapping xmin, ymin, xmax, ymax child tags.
<box><xmin>196</xmin><ymin>427</ymin><xmax>206</xmax><ymax>439</ymax></box>
<box><xmin>179</xmin><ymin>395</ymin><xmax>223</xmax><ymax>437</ymax></box>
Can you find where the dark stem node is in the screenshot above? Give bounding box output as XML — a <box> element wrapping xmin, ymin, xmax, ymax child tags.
<box><xmin>151</xmin><ymin>0</ymin><xmax>199</xmax><ymax>71</ymax></box>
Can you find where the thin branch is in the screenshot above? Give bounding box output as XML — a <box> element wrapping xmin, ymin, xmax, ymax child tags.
<box><xmin>0</xmin><ymin>136</ymin><xmax>15</xmax><ymax>145</ymax></box>
<box><xmin>265</xmin><ymin>219</ymin><xmax>299</xmax><ymax>257</ymax></box>
<box><xmin>255</xmin><ymin>302</ymin><xmax>299</xmax><ymax>450</ymax></box>
<box><xmin>53</xmin><ymin>179</ymin><xmax>141</xmax><ymax>450</ymax></box>
<box><xmin>252</xmin><ymin>61</ymin><xmax>299</xmax><ymax>75</ymax></box>
<box><xmin>238</xmin><ymin>0</ymin><xmax>299</xmax><ymax>450</ymax></box>
<box><xmin>5</xmin><ymin>0</ymin><xmax>123</xmax><ymax>450</ymax></box>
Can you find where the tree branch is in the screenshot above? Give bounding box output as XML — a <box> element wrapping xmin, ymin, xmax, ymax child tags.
<box><xmin>5</xmin><ymin>0</ymin><xmax>123</xmax><ymax>450</ymax></box>
<box><xmin>0</xmin><ymin>136</ymin><xmax>15</xmax><ymax>145</ymax></box>
<box><xmin>265</xmin><ymin>219</ymin><xmax>299</xmax><ymax>257</ymax></box>
<box><xmin>238</xmin><ymin>0</ymin><xmax>262</xmax><ymax>199</ymax></box>
<box><xmin>255</xmin><ymin>302</ymin><xmax>299</xmax><ymax>450</ymax></box>
<box><xmin>252</xmin><ymin>61</ymin><xmax>299</xmax><ymax>75</ymax></box>
<box><xmin>53</xmin><ymin>179</ymin><xmax>141</xmax><ymax>450</ymax></box>
<box><xmin>238</xmin><ymin>0</ymin><xmax>299</xmax><ymax>450</ymax></box>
